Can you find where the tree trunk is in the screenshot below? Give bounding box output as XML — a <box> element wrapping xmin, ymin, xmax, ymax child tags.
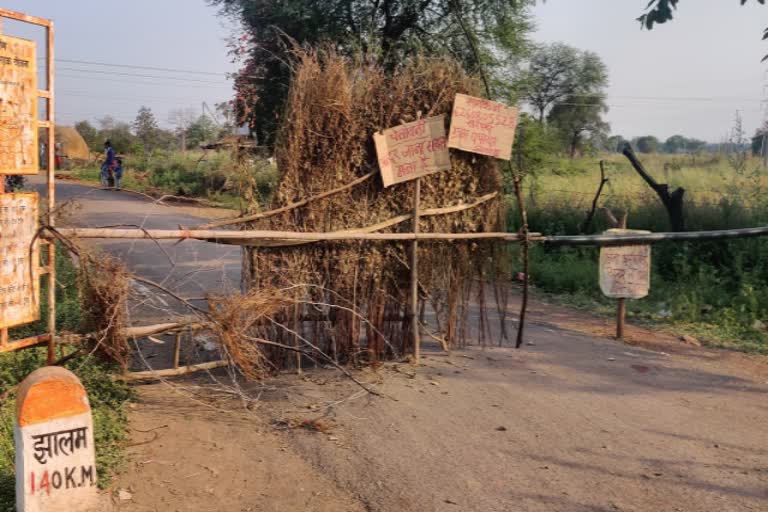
<box><xmin>622</xmin><ymin>143</ymin><xmax>686</xmax><ymax>231</ymax></box>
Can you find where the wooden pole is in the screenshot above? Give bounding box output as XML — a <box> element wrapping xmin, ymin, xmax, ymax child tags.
<box><xmin>411</xmin><ymin>178</ymin><xmax>421</xmax><ymax>364</ymax></box>
<box><xmin>616</xmin><ymin>298</ymin><xmax>626</xmax><ymax>340</ymax></box>
<box><xmin>45</xmin><ymin>21</ymin><xmax>56</xmax><ymax>365</ymax></box>
<box><xmin>172</xmin><ymin>331</ymin><xmax>182</xmax><ymax>369</ymax></box>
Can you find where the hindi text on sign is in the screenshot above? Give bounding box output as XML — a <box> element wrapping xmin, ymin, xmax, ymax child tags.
<box><xmin>0</xmin><ymin>193</ymin><xmax>40</xmax><ymax>329</ymax></box>
<box><xmin>374</xmin><ymin>115</ymin><xmax>451</xmax><ymax>187</ymax></box>
<box><xmin>599</xmin><ymin>229</ymin><xmax>652</xmax><ymax>300</ymax></box>
<box><xmin>447</xmin><ymin>93</ymin><xmax>519</xmax><ymax>161</ymax></box>
<box><xmin>0</xmin><ymin>35</ymin><xmax>38</xmax><ymax>175</ymax></box>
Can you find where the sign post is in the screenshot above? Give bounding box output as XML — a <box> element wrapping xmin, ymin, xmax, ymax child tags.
<box><xmin>374</xmin><ymin>115</ymin><xmax>451</xmax><ymax>363</ymax></box>
<box><xmin>599</xmin><ymin>229</ymin><xmax>652</xmax><ymax>340</ymax></box>
<box><xmin>0</xmin><ymin>9</ymin><xmax>56</xmax><ymax>360</ymax></box>
<box><xmin>15</xmin><ymin>367</ymin><xmax>100</xmax><ymax>512</ymax></box>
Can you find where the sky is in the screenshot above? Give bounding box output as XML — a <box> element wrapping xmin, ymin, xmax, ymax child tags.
<box><xmin>1</xmin><ymin>0</ymin><xmax>237</xmax><ymax>129</ymax></box>
<box><xmin>1</xmin><ymin>1</ymin><xmax>767</xmax><ymax>142</ymax></box>
<box><xmin>532</xmin><ymin>0</ymin><xmax>768</xmax><ymax>142</ymax></box>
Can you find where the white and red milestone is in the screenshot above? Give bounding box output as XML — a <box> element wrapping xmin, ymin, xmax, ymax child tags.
<box><xmin>14</xmin><ymin>367</ymin><xmax>101</xmax><ymax>512</ymax></box>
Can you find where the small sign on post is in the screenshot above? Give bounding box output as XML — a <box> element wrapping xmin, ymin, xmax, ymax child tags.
<box><xmin>599</xmin><ymin>229</ymin><xmax>652</xmax><ymax>339</ymax></box>
<box><xmin>373</xmin><ymin>115</ymin><xmax>451</xmax><ymax>188</ymax></box>
<box><xmin>447</xmin><ymin>93</ymin><xmax>519</xmax><ymax>161</ymax></box>
<box><xmin>0</xmin><ymin>34</ymin><xmax>39</xmax><ymax>175</ymax></box>
<box><xmin>0</xmin><ymin>192</ymin><xmax>40</xmax><ymax>330</ymax></box>
<box><xmin>15</xmin><ymin>367</ymin><xmax>101</xmax><ymax>512</ymax></box>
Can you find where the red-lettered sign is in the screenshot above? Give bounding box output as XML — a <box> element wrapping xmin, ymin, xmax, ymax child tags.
<box><xmin>447</xmin><ymin>93</ymin><xmax>519</xmax><ymax>161</ymax></box>
<box><xmin>374</xmin><ymin>115</ymin><xmax>451</xmax><ymax>188</ymax></box>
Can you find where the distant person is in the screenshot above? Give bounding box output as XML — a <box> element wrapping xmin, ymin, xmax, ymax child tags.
<box><xmin>114</xmin><ymin>157</ymin><xmax>124</xmax><ymax>190</ymax></box>
<box><xmin>101</xmin><ymin>140</ymin><xmax>115</xmax><ymax>187</ymax></box>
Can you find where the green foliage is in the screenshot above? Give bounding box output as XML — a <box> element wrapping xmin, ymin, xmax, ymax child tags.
<box><xmin>74</xmin><ymin>120</ymin><xmax>101</xmax><ymax>153</ymax></box>
<box><xmin>547</xmin><ymin>94</ymin><xmax>609</xmax><ymax>158</ymax></box>
<box><xmin>515</xmin><ymin>153</ymin><xmax>768</xmax><ymax>353</ymax></box>
<box><xmin>133</xmin><ymin>106</ymin><xmax>161</xmax><ymax>152</ymax></box>
<box><xmin>211</xmin><ymin>0</ymin><xmax>536</xmax><ymax>144</ymax></box>
<box><xmin>185</xmin><ymin>115</ymin><xmax>219</xmax><ymax>149</ymax></box>
<box><xmin>516</xmin><ymin>43</ymin><xmax>608</xmax><ymax>123</ymax></box>
<box><xmin>73</xmin><ymin>150</ymin><xmax>279</xmax><ymax>209</ymax></box>
<box><xmin>634</xmin><ymin>135</ymin><xmax>660</xmax><ymax>154</ymax></box>
<box><xmin>97</xmin><ymin>116</ymin><xmax>137</xmax><ymax>154</ymax></box>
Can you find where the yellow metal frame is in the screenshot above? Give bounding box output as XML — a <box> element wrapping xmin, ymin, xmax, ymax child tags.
<box><xmin>0</xmin><ymin>9</ymin><xmax>56</xmax><ymax>364</ymax></box>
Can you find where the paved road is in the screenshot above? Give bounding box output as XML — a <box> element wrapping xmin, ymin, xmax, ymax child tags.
<box><xmin>30</xmin><ymin>176</ymin><xmax>242</xmax><ymax>321</ymax></box>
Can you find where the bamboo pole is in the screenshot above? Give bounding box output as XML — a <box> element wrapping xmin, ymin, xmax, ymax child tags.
<box><xmin>616</xmin><ymin>298</ymin><xmax>626</xmax><ymax>340</ymax></box>
<box><xmin>122</xmin><ymin>360</ymin><xmax>229</xmax><ymax>382</ymax></box>
<box><xmin>411</xmin><ymin>178</ymin><xmax>421</xmax><ymax>364</ymax></box>
<box><xmin>172</xmin><ymin>332</ymin><xmax>182</xmax><ymax>369</ymax></box>
<box><xmin>53</xmin><ymin>227</ymin><xmax>532</xmax><ymax>242</ymax></box>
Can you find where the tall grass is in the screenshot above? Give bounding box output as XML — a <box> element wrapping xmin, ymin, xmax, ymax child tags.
<box><xmin>512</xmin><ymin>153</ymin><xmax>768</xmax><ymax>353</ymax></box>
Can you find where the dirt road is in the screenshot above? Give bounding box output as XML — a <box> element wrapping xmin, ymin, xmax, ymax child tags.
<box><xmin>31</xmin><ymin>178</ymin><xmax>768</xmax><ymax>511</ymax></box>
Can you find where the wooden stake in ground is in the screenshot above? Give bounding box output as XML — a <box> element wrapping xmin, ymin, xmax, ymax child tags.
<box><xmin>616</xmin><ymin>298</ymin><xmax>626</xmax><ymax>340</ymax></box>
<box><xmin>411</xmin><ymin>178</ymin><xmax>421</xmax><ymax>364</ymax></box>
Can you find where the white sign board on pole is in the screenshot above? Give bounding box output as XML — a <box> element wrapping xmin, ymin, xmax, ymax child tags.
<box><xmin>599</xmin><ymin>229</ymin><xmax>652</xmax><ymax>300</ymax></box>
<box><xmin>373</xmin><ymin>115</ymin><xmax>451</xmax><ymax>188</ymax></box>
<box><xmin>447</xmin><ymin>93</ymin><xmax>519</xmax><ymax>161</ymax></box>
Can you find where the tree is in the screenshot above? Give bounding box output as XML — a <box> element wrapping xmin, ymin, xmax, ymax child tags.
<box><xmin>635</xmin><ymin>135</ymin><xmax>660</xmax><ymax>154</ymax></box>
<box><xmin>74</xmin><ymin>120</ymin><xmax>100</xmax><ymax>152</ymax></box>
<box><xmin>663</xmin><ymin>135</ymin><xmax>687</xmax><ymax>154</ymax></box>
<box><xmin>210</xmin><ymin>0</ymin><xmax>536</xmax><ymax>145</ymax></box>
<box><xmin>97</xmin><ymin>116</ymin><xmax>136</xmax><ymax>153</ymax></box>
<box><xmin>133</xmin><ymin>106</ymin><xmax>160</xmax><ymax>152</ymax></box>
<box><xmin>186</xmin><ymin>115</ymin><xmax>219</xmax><ymax>149</ymax></box>
<box><xmin>606</xmin><ymin>135</ymin><xmax>627</xmax><ymax>153</ymax></box>
<box><xmin>517</xmin><ymin>43</ymin><xmax>608</xmax><ymax>123</ymax></box>
<box><xmin>548</xmin><ymin>94</ymin><xmax>609</xmax><ymax>158</ymax></box>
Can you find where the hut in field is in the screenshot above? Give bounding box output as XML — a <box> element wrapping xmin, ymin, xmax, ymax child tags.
<box><xmin>39</xmin><ymin>125</ymin><xmax>92</xmax><ymax>166</ymax></box>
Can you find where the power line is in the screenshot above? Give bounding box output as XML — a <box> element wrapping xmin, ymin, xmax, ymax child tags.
<box><xmin>57</xmin><ymin>67</ymin><xmax>229</xmax><ymax>85</ymax></box>
<box><xmin>57</xmin><ymin>73</ymin><xmax>229</xmax><ymax>90</ymax></box>
<box><xmin>37</xmin><ymin>57</ymin><xmax>230</xmax><ymax>77</ymax></box>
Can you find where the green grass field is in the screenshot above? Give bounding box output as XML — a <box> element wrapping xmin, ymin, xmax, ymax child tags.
<box><xmin>510</xmin><ymin>152</ymin><xmax>768</xmax><ymax>353</ymax></box>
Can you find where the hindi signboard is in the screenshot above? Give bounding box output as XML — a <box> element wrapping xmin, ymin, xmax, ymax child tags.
<box><xmin>0</xmin><ymin>34</ymin><xmax>38</xmax><ymax>175</ymax></box>
<box><xmin>599</xmin><ymin>229</ymin><xmax>651</xmax><ymax>300</ymax></box>
<box><xmin>374</xmin><ymin>115</ymin><xmax>451</xmax><ymax>187</ymax></box>
<box><xmin>15</xmin><ymin>367</ymin><xmax>100</xmax><ymax>512</ymax></box>
<box><xmin>0</xmin><ymin>193</ymin><xmax>40</xmax><ymax>329</ymax></box>
<box><xmin>447</xmin><ymin>93</ymin><xmax>519</xmax><ymax>161</ymax></box>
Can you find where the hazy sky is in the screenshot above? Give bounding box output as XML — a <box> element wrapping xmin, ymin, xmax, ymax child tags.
<box><xmin>1</xmin><ymin>1</ymin><xmax>766</xmax><ymax>142</ymax></box>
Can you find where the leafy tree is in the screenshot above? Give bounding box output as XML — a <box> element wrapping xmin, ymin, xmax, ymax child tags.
<box><xmin>635</xmin><ymin>135</ymin><xmax>660</xmax><ymax>154</ymax></box>
<box><xmin>210</xmin><ymin>0</ymin><xmax>536</xmax><ymax>145</ymax></box>
<box><xmin>97</xmin><ymin>116</ymin><xmax>137</xmax><ymax>154</ymax></box>
<box><xmin>548</xmin><ymin>94</ymin><xmax>609</xmax><ymax>158</ymax></box>
<box><xmin>606</xmin><ymin>135</ymin><xmax>627</xmax><ymax>153</ymax></box>
<box><xmin>133</xmin><ymin>106</ymin><xmax>160</xmax><ymax>152</ymax></box>
<box><xmin>74</xmin><ymin>120</ymin><xmax>101</xmax><ymax>152</ymax></box>
<box><xmin>517</xmin><ymin>43</ymin><xmax>608</xmax><ymax>122</ymax></box>
<box><xmin>186</xmin><ymin>115</ymin><xmax>219</xmax><ymax>149</ymax></box>
<box><xmin>663</xmin><ymin>135</ymin><xmax>706</xmax><ymax>154</ymax></box>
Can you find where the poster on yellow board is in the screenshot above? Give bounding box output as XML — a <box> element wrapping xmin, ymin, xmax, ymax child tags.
<box><xmin>0</xmin><ymin>34</ymin><xmax>38</xmax><ymax>175</ymax></box>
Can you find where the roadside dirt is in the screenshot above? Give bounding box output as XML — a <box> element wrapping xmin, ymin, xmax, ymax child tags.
<box><xmin>42</xmin><ymin>177</ymin><xmax>766</xmax><ymax>511</ymax></box>
<box><xmin>112</xmin><ymin>298</ymin><xmax>768</xmax><ymax>512</ymax></box>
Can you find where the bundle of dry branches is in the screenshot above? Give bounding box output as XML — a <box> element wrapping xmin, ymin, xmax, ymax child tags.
<box><xmin>242</xmin><ymin>48</ymin><xmax>508</xmax><ymax>365</ymax></box>
<box><xmin>77</xmin><ymin>252</ymin><xmax>131</xmax><ymax>367</ymax></box>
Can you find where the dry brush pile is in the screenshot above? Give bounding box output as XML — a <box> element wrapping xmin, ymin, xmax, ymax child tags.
<box><xmin>238</xmin><ymin>48</ymin><xmax>512</xmax><ymax>370</ymax></box>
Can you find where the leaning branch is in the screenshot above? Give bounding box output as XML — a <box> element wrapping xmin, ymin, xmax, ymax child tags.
<box><xmin>195</xmin><ymin>170</ymin><xmax>378</xmax><ymax>229</ymax></box>
<box><xmin>622</xmin><ymin>143</ymin><xmax>686</xmax><ymax>231</ymax></box>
